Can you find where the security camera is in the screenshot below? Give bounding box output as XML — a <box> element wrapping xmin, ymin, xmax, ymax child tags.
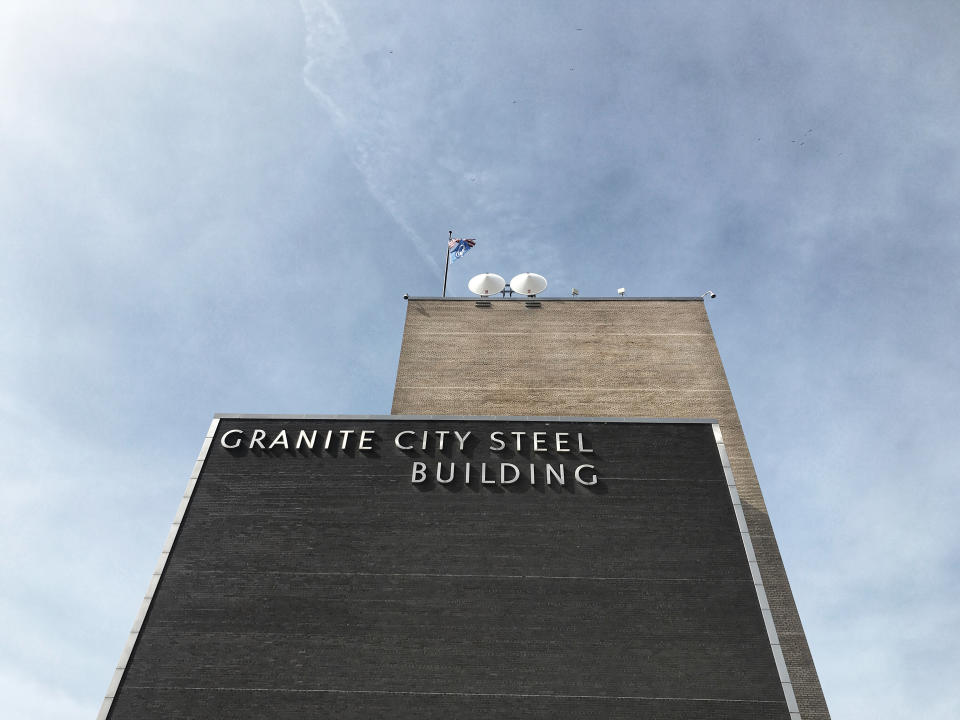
<box><xmin>617</xmin><ymin>288</ymin><xmax>626</xmax><ymax>296</ymax></box>
<box><xmin>701</xmin><ymin>290</ymin><xmax>716</xmax><ymax>299</ymax></box>
<box><xmin>403</xmin><ymin>293</ymin><xmax>409</xmax><ymax>300</ymax></box>
<box><xmin>571</xmin><ymin>288</ymin><xmax>579</xmax><ymax>296</ymax></box>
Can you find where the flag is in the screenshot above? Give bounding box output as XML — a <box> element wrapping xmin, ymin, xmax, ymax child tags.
<box><xmin>448</xmin><ymin>237</ymin><xmax>476</xmax><ymax>262</ymax></box>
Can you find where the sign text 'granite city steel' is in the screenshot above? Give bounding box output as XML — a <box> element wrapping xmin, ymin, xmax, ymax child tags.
<box><xmin>218</xmin><ymin>424</ymin><xmax>600</xmax><ymax>487</ymax></box>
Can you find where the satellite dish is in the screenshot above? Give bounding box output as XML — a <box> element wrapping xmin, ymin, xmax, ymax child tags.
<box><xmin>468</xmin><ymin>273</ymin><xmax>506</xmax><ymax>296</ymax></box>
<box><xmin>509</xmin><ymin>272</ymin><xmax>547</xmax><ymax>297</ymax></box>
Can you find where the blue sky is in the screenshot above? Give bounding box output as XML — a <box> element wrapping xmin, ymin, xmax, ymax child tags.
<box><xmin>1</xmin><ymin>1</ymin><xmax>958</xmax><ymax>717</ymax></box>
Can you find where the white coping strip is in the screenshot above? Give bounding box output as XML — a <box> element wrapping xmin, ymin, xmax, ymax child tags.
<box><xmin>712</xmin><ymin>423</ymin><xmax>801</xmax><ymax>719</ymax></box>
<box><xmin>213</xmin><ymin>413</ymin><xmax>719</xmax><ymax>423</ymax></box>
<box><xmin>405</xmin><ymin>296</ymin><xmax>704</xmax><ymax>302</ymax></box>
<box><xmin>96</xmin><ymin>417</ymin><xmax>220</xmax><ymax>720</ymax></box>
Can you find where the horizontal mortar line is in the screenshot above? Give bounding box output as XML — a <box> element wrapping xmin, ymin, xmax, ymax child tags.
<box><xmin>150</xmin><ymin>629</ymin><xmax>774</xmax><ymax>642</ymax></box>
<box><xmin>179</xmin><ymin>570</ymin><xmax>751</xmax><ymax>582</ymax></box>
<box><xmin>212</xmin><ymin>475</ymin><xmax>721</xmax><ymax>481</ymax></box>
<box><xmin>123</xmin><ymin>686</ymin><xmax>786</xmax><ymax>704</ymax></box>
<box><xmin>396</xmin><ymin>387</ymin><xmax>729</xmax><ymax>392</ymax></box>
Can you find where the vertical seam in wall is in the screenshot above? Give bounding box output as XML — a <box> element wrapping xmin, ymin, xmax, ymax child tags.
<box><xmin>96</xmin><ymin>417</ymin><xmax>220</xmax><ymax>720</ymax></box>
<box><xmin>713</xmin><ymin>423</ymin><xmax>801</xmax><ymax>720</ymax></box>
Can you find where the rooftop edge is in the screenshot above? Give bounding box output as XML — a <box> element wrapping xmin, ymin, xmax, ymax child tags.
<box><xmin>404</xmin><ymin>296</ymin><xmax>705</xmax><ymax>302</ymax></box>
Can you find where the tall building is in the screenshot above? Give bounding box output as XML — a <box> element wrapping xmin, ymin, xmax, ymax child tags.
<box><xmin>100</xmin><ymin>295</ymin><xmax>829</xmax><ymax>720</ymax></box>
<box><xmin>392</xmin><ymin>296</ymin><xmax>830</xmax><ymax>719</ymax></box>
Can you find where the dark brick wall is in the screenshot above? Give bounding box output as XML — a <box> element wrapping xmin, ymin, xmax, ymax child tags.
<box><xmin>108</xmin><ymin>418</ymin><xmax>789</xmax><ymax>720</ymax></box>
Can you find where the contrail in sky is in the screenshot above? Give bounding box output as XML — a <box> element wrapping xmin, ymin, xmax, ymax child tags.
<box><xmin>298</xmin><ymin>0</ymin><xmax>441</xmax><ymax>272</ymax></box>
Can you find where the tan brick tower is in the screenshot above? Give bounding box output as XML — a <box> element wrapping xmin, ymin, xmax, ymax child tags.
<box><xmin>392</xmin><ymin>296</ymin><xmax>830</xmax><ymax>720</ymax></box>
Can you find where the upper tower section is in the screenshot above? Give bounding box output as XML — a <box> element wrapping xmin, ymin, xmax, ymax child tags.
<box><xmin>390</xmin><ymin>295</ymin><xmax>832</xmax><ymax>720</ymax></box>
<box><xmin>392</xmin><ymin>297</ymin><xmax>726</xmax><ymax>420</ymax></box>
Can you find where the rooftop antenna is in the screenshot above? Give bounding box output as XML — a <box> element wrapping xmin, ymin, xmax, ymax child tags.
<box><xmin>510</xmin><ymin>272</ymin><xmax>548</xmax><ymax>297</ymax></box>
<box><xmin>468</xmin><ymin>273</ymin><xmax>506</xmax><ymax>297</ymax></box>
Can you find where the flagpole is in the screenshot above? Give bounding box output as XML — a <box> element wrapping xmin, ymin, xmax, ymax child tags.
<box><xmin>442</xmin><ymin>230</ymin><xmax>452</xmax><ymax>297</ymax></box>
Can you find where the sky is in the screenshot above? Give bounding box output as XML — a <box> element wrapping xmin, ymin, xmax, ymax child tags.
<box><xmin>1</xmin><ymin>0</ymin><xmax>958</xmax><ymax>717</ymax></box>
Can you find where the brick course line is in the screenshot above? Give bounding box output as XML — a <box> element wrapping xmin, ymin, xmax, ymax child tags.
<box><xmin>122</xmin><ymin>686</ymin><xmax>789</xmax><ymax>704</ymax></box>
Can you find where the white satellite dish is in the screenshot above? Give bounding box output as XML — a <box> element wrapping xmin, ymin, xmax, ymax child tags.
<box><xmin>468</xmin><ymin>273</ymin><xmax>506</xmax><ymax>296</ymax></box>
<box><xmin>509</xmin><ymin>272</ymin><xmax>547</xmax><ymax>297</ymax></box>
